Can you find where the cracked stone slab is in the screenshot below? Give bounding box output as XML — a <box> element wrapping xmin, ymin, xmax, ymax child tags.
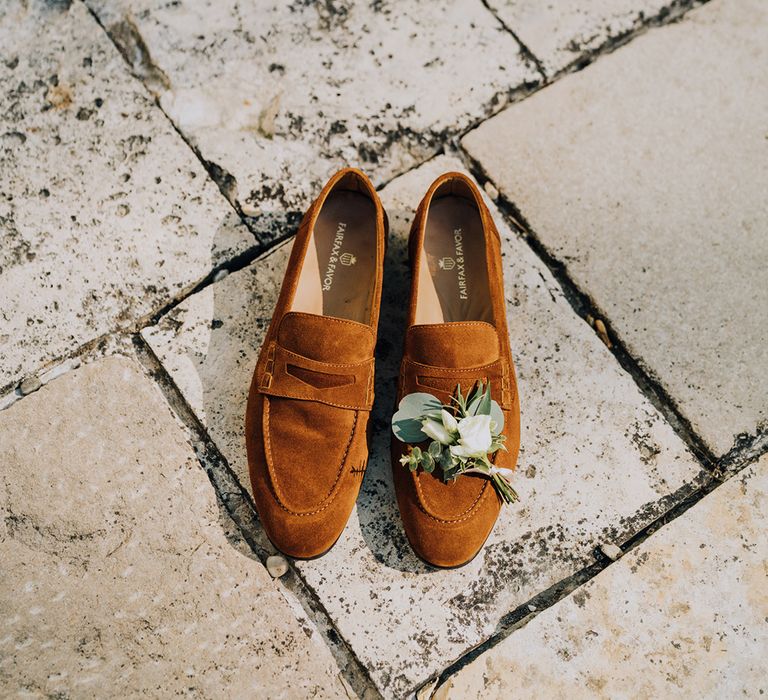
<box><xmin>0</xmin><ymin>0</ymin><xmax>255</xmax><ymax>393</ymax></box>
<box><xmin>441</xmin><ymin>453</ymin><xmax>768</xmax><ymax>698</ymax></box>
<box><xmin>85</xmin><ymin>0</ymin><xmax>538</xmax><ymax>230</ymax></box>
<box><xmin>143</xmin><ymin>155</ymin><xmax>703</xmax><ymax>697</ymax></box>
<box><xmin>463</xmin><ymin>0</ymin><xmax>768</xmax><ymax>458</ymax></box>
<box><xmin>0</xmin><ymin>354</ymin><xmax>347</xmax><ymax>698</ymax></box>
<box><xmin>486</xmin><ymin>0</ymin><xmax>696</xmax><ymax>76</ymax></box>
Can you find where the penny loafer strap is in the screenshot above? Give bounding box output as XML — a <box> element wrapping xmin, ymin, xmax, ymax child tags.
<box><xmin>258</xmin><ymin>341</ymin><xmax>374</xmax><ymax>411</ymax></box>
<box><xmin>400</xmin><ymin>356</ymin><xmax>514</xmax><ymax>409</ymax></box>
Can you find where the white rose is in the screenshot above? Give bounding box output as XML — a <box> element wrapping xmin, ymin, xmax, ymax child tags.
<box><xmin>421</xmin><ymin>417</ymin><xmax>453</xmax><ymax>445</ymax></box>
<box><xmin>441</xmin><ymin>409</ymin><xmax>459</xmax><ymax>435</ymax></box>
<box><xmin>450</xmin><ymin>414</ymin><xmax>493</xmax><ymax>458</ymax></box>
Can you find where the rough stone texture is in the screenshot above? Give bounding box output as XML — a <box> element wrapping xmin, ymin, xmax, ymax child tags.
<box><xmin>486</xmin><ymin>0</ymin><xmax>684</xmax><ymax>75</ymax></box>
<box><xmin>143</xmin><ymin>155</ymin><xmax>703</xmax><ymax>697</ymax></box>
<box><xmin>441</xmin><ymin>454</ymin><xmax>768</xmax><ymax>698</ymax></box>
<box><xmin>462</xmin><ymin>0</ymin><xmax>768</xmax><ymax>457</ymax></box>
<box><xmin>85</xmin><ymin>0</ymin><xmax>539</xmax><ymax>225</ymax></box>
<box><xmin>0</xmin><ymin>0</ymin><xmax>255</xmax><ymax>393</ymax></box>
<box><xmin>0</xmin><ymin>354</ymin><xmax>346</xmax><ymax>699</ymax></box>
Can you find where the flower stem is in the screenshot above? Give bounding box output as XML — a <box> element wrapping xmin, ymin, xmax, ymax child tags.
<box><xmin>461</xmin><ymin>465</ymin><xmax>519</xmax><ymax>504</ymax></box>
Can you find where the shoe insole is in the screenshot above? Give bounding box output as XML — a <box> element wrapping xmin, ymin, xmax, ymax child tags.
<box><xmin>415</xmin><ymin>195</ymin><xmax>493</xmax><ymax>325</ymax></box>
<box><xmin>292</xmin><ymin>190</ymin><xmax>377</xmax><ymax>324</ymax></box>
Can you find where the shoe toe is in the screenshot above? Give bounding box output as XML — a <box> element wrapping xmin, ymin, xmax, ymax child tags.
<box><xmin>394</xmin><ymin>465</ymin><xmax>501</xmax><ymax>568</ymax></box>
<box><xmin>261</xmin><ymin>506</ymin><xmax>347</xmax><ymax>559</ymax></box>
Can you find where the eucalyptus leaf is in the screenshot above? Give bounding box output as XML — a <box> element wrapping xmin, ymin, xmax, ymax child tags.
<box><xmin>428</xmin><ymin>440</ymin><xmax>442</xmax><ymax>458</ymax></box>
<box><xmin>478</xmin><ymin>382</ymin><xmax>492</xmax><ymax>416</ymax></box>
<box><xmin>464</xmin><ymin>382</ymin><xmax>477</xmax><ymax>409</ymax></box>
<box><xmin>489</xmin><ymin>399</ymin><xmax>504</xmax><ymax>432</ymax></box>
<box><xmin>465</xmin><ymin>381</ymin><xmax>489</xmax><ymax>415</ymax></box>
<box><xmin>395</xmin><ymin>392</ymin><xmax>442</xmax><ymax>419</ymax></box>
<box><xmin>392</xmin><ymin>417</ymin><xmax>427</xmax><ymax>443</ymax></box>
<box><xmin>392</xmin><ymin>392</ymin><xmax>443</xmax><ymax>443</ymax></box>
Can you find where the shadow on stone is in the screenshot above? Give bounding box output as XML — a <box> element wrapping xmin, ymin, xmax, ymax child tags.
<box><xmin>355</xmin><ymin>205</ymin><xmax>433</xmax><ymax>573</ymax></box>
<box><xmin>187</xmin><ymin>206</ymin><xmax>430</xmax><ymax>572</ymax></box>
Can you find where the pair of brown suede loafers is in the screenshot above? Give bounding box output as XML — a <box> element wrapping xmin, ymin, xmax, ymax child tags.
<box><xmin>245</xmin><ymin>167</ymin><xmax>520</xmax><ymax>568</ymax></box>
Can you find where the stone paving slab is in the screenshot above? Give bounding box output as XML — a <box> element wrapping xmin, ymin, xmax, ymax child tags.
<box><xmin>0</xmin><ymin>0</ymin><xmax>255</xmax><ymax>393</ymax></box>
<box><xmin>0</xmin><ymin>354</ymin><xmax>347</xmax><ymax>699</ymax></box>
<box><xmin>86</xmin><ymin>0</ymin><xmax>538</xmax><ymax>223</ymax></box>
<box><xmin>441</xmin><ymin>453</ymin><xmax>768</xmax><ymax>698</ymax></box>
<box><xmin>486</xmin><ymin>0</ymin><xmax>682</xmax><ymax>76</ymax></box>
<box><xmin>143</xmin><ymin>155</ymin><xmax>703</xmax><ymax>697</ymax></box>
<box><xmin>462</xmin><ymin>0</ymin><xmax>768</xmax><ymax>458</ymax></box>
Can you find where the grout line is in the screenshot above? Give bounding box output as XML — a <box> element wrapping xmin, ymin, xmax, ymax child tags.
<box><xmin>1</xmin><ymin>330</ymin><xmax>127</xmax><ymax>403</ymax></box>
<box><xmin>463</xmin><ymin>0</ymin><xmax>712</xmax><ymax>144</ymax></box>
<box><xmin>479</xmin><ymin>0</ymin><xmax>548</xmax><ymax>82</ymax></box>
<box><xmin>7</xmin><ymin>327</ymin><xmax>764</xmax><ymax>700</ymax></box>
<box><xmin>130</xmin><ymin>335</ymin><xmax>383</xmax><ymax>700</ymax></box>
<box><xmin>719</xmin><ymin>428</ymin><xmax>768</xmax><ymax>475</ymax></box>
<box><xmin>458</xmin><ymin>147</ymin><xmax>719</xmax><ymax>471</ymax></box>
<box><xmin>144</xmin><ymin>240</ymin><xmax>274</xmax><ymax>326</ymax></box>
<box><xmin>81</xmin><ymin>1</ymin><xmax>267</xmax><ymax>245</ymax></box>
<box><xmin>455</xmin><ymin>144</ymin><xmax>767</xmax><ymax>473</ymax></box>
<box><xmin>0</xmin><ymin>240</ymin><xmax>263</xmax><ymax>400</ymax></box>
<box><xmin>422</xmin><ymin>442</ymin><xmax>767</xmax><ymax>697</ymax></box>
<box><xmin>549</xmin><ymin>0</ymin><xmax>711</xmax><ymax>81</ymax></box>
<box><xmin>374</xmin><ymin>147</ymin><xmax>448</xmax><ymax>192</ymax></box>
<box><xmin>28</xmin><ymin>4</ymin><xmax>749</xmax><ymax>697</ymax></box>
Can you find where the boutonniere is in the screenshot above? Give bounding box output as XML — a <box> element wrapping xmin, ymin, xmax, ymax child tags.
<box><xmin>391</xmin><ymin>381</ymin><xmax>519</xmax><ymax>504</ymax></box>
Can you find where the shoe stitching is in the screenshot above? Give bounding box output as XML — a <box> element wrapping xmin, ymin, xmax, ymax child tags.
<box><xmin>400</xmin><ymin>360</ymin><xmax>513</xmax><ymax>412</ymax></box>
<box><xmin>412</xmin><ymin>470</ymin><xmax>491</xmax><ymax>524</ymax></box>
<box><xmin>285</xmin><ymin>311</ymin><xmax>376</xmax><ymax>342</ymax></box>
<box><xmin>278</xmin><ymin>344</ymin><xmax>374</xmax><ymax>369</ymax></box>
<box><xmin>406</xmin><ymin>358</ymin><xmax>503</xmax><ymax>373</ymax></box>
<box><xmin>263</xmin><ymin>393</ymin><xmax>373</xmax><ymax>412</ymax></box>
<box><xmin>259</xmin><ymin>341</ymin><xmax>375</xmax><ymax>410</ymax></box>
<box><xmin>397</xmin><ymin>361</ymin><xmax>510</xmax><ymax>522</ymax></box>
<box><xmin>263</xmin><ymin>397</ymin><xmax>359</xmax><ymax>517</ymax></box>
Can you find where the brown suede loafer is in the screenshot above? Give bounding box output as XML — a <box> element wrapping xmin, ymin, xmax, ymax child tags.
<box><xmin>392</xmin><ymin>172</ymin><xmax>521</xmax><ymax>568</ymax></box>
<box><xmin>245</xmin><ymin>168</ymin><xmax>386</xmax><ymax>558</ymax></box>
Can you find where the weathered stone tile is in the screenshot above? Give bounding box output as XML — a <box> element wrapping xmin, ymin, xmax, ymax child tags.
<box><xmin>0</xmin><ymin>0</ymin><xmax>255</xmax><ymax>392</ymax></box>
<box><xmin>0</xmin><ymin>354</ymin><xmax>346</xmax><ymax>698</ymax></box>
<box><xmin>441</xmin><ymin>454</ymin><xmax>768</xmax><ymax>698</ymax></box>
<box><xmin>86</xmin><ymin>0</ymin><xmax>538</xmax><ymax>222</ymax></box>
<box><xmin>143</xmin><ymin>246</ymin><xmax>291</xmax><ymax>490</ymax></box>
<box><xmin>486</xmin><ymin>0</ymin><xmax>683</xmax><ymax>76</ymax></box>
<box><xmin>463</xmin><ymin>0</ymin><xmax>768</xmax><ymax>457</ymax></box>
<box><xmin>143</xmin><ymin>155</ymin><xmax>703</xmax><ymax>697</ymax></box>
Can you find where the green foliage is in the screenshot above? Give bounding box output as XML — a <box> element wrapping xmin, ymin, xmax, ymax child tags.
<box><xmin>393</xmin><ymin>380</ymin><xmax>519</xmax><ymax>504</ymax></box>
<box><xmin>391</xmin><ymin>392</ymin><xmax>442</xmax><ymax>443</ymax></box>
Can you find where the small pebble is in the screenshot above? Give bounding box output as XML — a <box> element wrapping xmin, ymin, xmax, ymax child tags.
<box><xmin>600</xmin><ymin>543</ymin><xmax>623</xmax><ymax>561</ymax></box>
<box><xmin>240</xmin><ymin>204</ymin><xmax>262</xmax><ymax>217</ymax></box>
<box><xmin>415</xmin><ymin>678</ymin><xmax>439</xmax><ymax>700</ymax></box>
<box><xmin>266</xmin><ymin>554</ymin><xmax>289</xmax><ymax>578</ymax></box>
<box><xmin>527</xmin><ymin>604</ymin><xmax>537</xmax><ymax>612</ymax></box>
<box><xmin>483</xmin><ymin>180</ymin><xmax>499</xmax><ymax>201</ymax></box>
<box><xmin>19</xmin><ymin>376</ymin><xmax>42</xmax><ymax>395</ymax></box>
<box><xmin>213</xmin><ymin>269</ymin><xmax>230</xmax><ymax>283</ymax></box>
<box><xmin>594</xmin><ymin>319</ymin><xmax>612</xmax><ymax>348</ymax></box>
